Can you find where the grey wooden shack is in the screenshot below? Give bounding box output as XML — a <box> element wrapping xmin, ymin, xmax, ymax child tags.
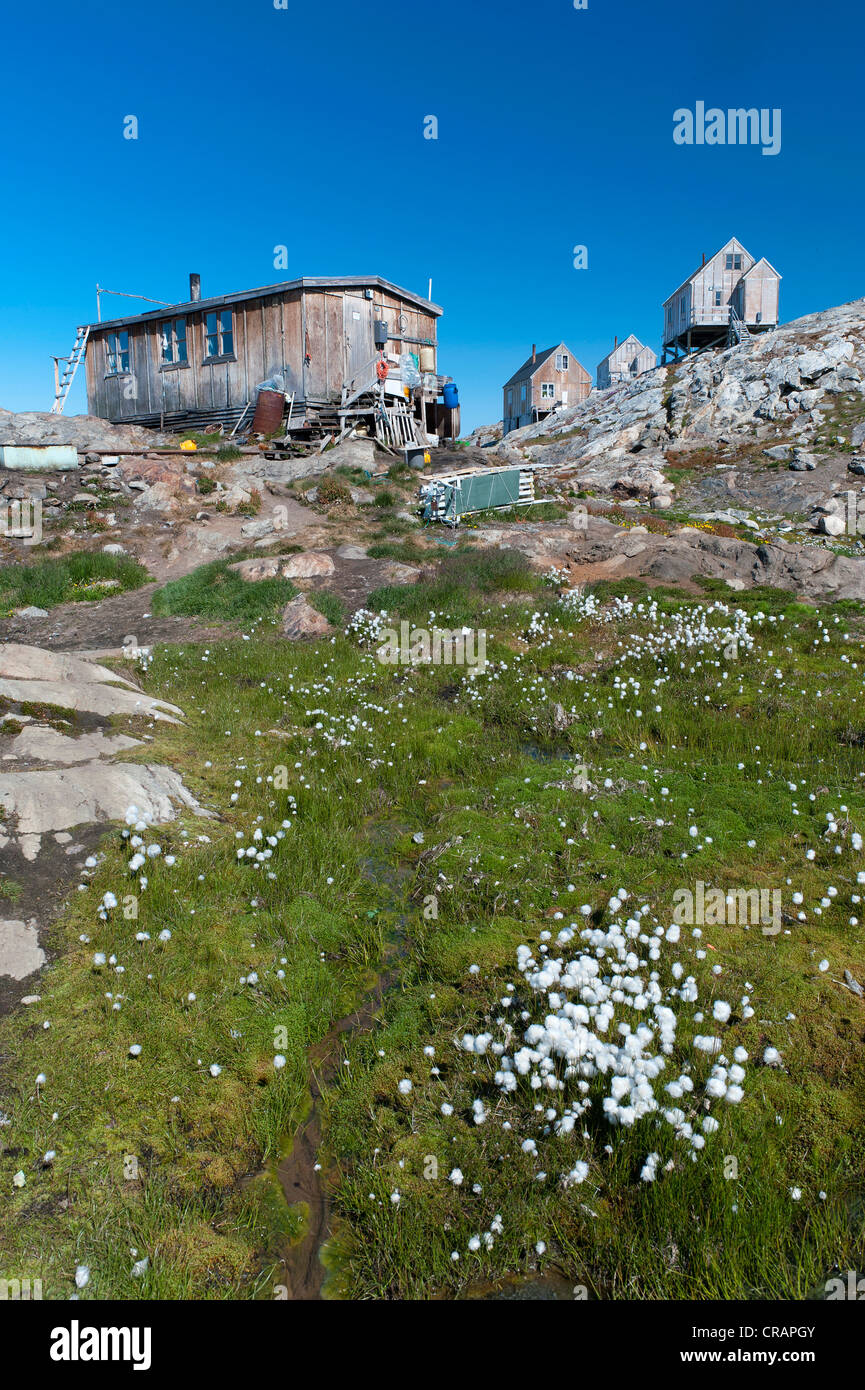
<box><xmin>597</xmin><ymin>334</ymin><xmax>657</xmax><ymax>389</ymax></box>
<box><xmin>83</xmin><ymin>274</ymin><xmax>443</xmax><ymax>433</ymax></box>
<box><xmin>661</xmin><ymin>237</ymin><xmax>781</xmax><ymax>361</ymax></box>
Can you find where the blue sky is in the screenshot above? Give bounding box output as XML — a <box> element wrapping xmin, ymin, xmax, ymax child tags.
<box><xmin>1</xmin><ymin>0</ymin><xmax>863</xmax><ymax>432</ymax></box>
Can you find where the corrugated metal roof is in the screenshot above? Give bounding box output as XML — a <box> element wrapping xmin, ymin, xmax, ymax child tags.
<box><xmin>87</xmin><ymin>276</ymin><xmax>443</xmax><ymax>332</ymax></box>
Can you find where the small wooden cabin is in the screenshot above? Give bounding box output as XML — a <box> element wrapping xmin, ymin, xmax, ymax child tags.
<box><xmin>83</xmin><ymin>275</ymin><xmax>443</xmax><ymax>433</ymax></box>
<box><xmin>661</xmin><ymin>237</ymin><xmax>780</xmax><ymax>361</ymax></box>
<box><xmin>597</xmin><ymin>334</ymin><xmax>657</xmax><ymax>390</ymax></box>
<box><xmin>502</xmin><ymin>343</ymin><xmax>591</xmax><ymax>435</ymax></box>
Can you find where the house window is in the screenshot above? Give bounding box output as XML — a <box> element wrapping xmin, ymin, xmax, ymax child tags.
<box><xmin>713</xmin><ymin>290</ymin><xmax>723</xmax><ymax>306</ymax></box>
<box><xmin>520</xmin><ymin>382</ymin><xmax>527</xmax><ymax>406</ymax></box>
<box><xmin>725</xmin><ymin>253</ymin><xmax>743</xmax><ymax>271</ymax></box>
<box><xmin>506</xmin><ymin>388</ymin><xmax>513</xmax><ymax>412</ymax></box>
<box><xmin>555</xmin><ymin>352</ymin><xmax>569</xmax><ymax>371</ymax></box>
<box><xmin>160</xmin><ymin>318</ymin><xmax>188</xmax><ymax>365</ymax></box>
<box><xmin>541</xmin><ymin>383</ymin><xmax>555</xmax><ymax>399</ymax></box>
<box><xmin>205</xmin><ymin>309</ymin><xmax>234</xmax><ymax>359</ymax></box>
<box><xmin>106</xmin><ymin>330</ymin><xmax>129</xmax><ymax>375</ymax></box>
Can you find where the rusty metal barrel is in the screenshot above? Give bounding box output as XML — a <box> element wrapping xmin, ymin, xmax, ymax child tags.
<box><xmin>252</xmin><ymin>388</ymin><xmax>286</xmax><ymax>434</ymax></box>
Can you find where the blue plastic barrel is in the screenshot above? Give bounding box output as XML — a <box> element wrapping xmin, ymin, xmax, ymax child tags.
<box><xmin>443</xmin><ymin>382</ymin><xmax>459</xmax><ymax>408</ymax></box>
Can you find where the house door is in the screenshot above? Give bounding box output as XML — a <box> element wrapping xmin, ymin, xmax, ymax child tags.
<box><xmin>343</xmin><ymin>297</ymin><xmax>376</xmax><ymax>391</ymax></box>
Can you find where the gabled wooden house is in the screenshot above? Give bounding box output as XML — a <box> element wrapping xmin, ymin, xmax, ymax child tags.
<box><xmin>661</xmin><ymin>237</ymin><xmax>781</xmax><ymax>361</ymax></box>
<box><xmin>80</xmin><ymin>274</ymin><xmax>450</xmax><ymax>439</ymax></box>
<box><xmin>597</xmin><ymin>334</ymin><xmax>657</xmax><ymax>390</ymax></box>
<box><xmin>502</xmin><ymin>342</ymin><xmax>591</xmax><ymax>435</ymax></box>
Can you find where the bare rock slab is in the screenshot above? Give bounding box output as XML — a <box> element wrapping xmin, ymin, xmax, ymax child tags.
<box><xmin>0</xmin><ymin>761</ymin><xmax>213</xmax><ymax>861</ymax></box>
<box><xmin>0</xmin><ymin>918</ymin><xmax>45</xmax><ymax>980</ymax></box>
<box><xmin>3</xmin><ymin>726</ymin><xmax>142</xmax><ymax>765</ymax></box>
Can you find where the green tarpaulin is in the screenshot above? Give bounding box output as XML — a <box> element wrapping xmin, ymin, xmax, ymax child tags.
<box><xmin>421</xmin><ymin>468</ymin><xmax>525</xmax><ymax>523</ymax></box>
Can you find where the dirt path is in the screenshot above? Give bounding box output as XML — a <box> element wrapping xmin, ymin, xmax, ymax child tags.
<box><xmin>276</xmin><ymin>961</ymin><xmax>400</xmax><ymax>1299</ymax></box>
<box><xmin>0</xmin><ymin>582</ymin><xmax>234</xmax><ymax>652</ymax></box>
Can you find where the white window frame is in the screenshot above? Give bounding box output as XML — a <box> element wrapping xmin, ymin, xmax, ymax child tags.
<box><xmin>160</xmin><ymin>317</ymin><xmax>188</xmax><ymax>366</ymax></box>
<box><xmin>105</xmin><ymin>330</ymin><xmax>130</xmax><ymax>376</ymax></box>
<box><xmin>205</xmin><ymin>308</ymin><xmax>234</xmax><ymax>361</ymax></box>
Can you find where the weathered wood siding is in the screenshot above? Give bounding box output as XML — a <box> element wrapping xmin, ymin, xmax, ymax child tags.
<box><xmin>84</xmin><ymin>280</ymin><xmax>440</xmax><ymax>426</ymax></box>
<box><xmin>502</xmin><ymin>343</ymin><xmax>591</xmax><ymax>433</ymax></box>
<box><xmin>737</xmin><ymin>260</ymin><xmax>780</xmax><ymax>326</ymax></box>
<box><xmin>662</xmin><ymin>238</ymin><xmax>779</xmax><ymax>353</ymax></box>
<box><xmin>529</xmin><ymin>351</ymin><xmax>590</xmax><ymax>410</ymax></box>
<box><xmin>85</xmin><ymin>292</ymin><xmax>303</xmax><ymax>425</ymax></box>
<box><xmin>597</xmin><ymin>335</ymin><xmax>657</xmax><ymax>389</ymax></box>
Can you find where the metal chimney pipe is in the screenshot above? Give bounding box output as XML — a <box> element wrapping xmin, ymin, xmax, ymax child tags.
<box><xmin>189</xmin><ymin>273</ymin><xmax>201</xmax><ymax>302</ymax></box>
<box><xmin>532</xmin><ymin>343</ymin><xmax>536</xmax><ymax>363</ymax></box>
<box><xmin>614</xmin><ymin>335</ymin><xmax>618</xmax><ymax>348</ymax></box>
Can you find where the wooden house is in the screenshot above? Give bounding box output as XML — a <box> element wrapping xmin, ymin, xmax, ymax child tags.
<box><xmin>502</xmin><ymin>343</ymin><xmax>591</xmax><ymax>435</ymax></box>
<box><xmin>661</xmin><ymin>237</ymin><xmax>780</xmax><ymax>361</ymax></box>
<box><xmin>81</xmin><ymin>274</ymin><xmax>449</xmax><ymax>439</ymax></box>
<box><xmin>597</xmin><ymin>334</ymin><xmax>657</xmax><ymax>390</ymax></box>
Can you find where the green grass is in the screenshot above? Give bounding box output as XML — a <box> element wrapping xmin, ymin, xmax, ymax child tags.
<box><xmin>0</xmin><ymin>551</ymin><xmax>150</xmax><ymax>613</ymax></box>
<box><xmin>1</xmin><ymin>576</ymin><xmax>864</xmax><ymax>1300</ymax></box>
<box><xmin>308</xmin><ymin>590</ymin><xmax>345</xmax><ymax>626</ymax></box>
<box><xmin>151</xmin><ymin>559</ymin><xmax>297</xmax><ymax>627</ymax></box>
<box><xmin>366</xmin><ymin>540</ymin><xmax>429</xmax><ymax>563</ymax></box>
<box><xmin>470</xmin><ymin>501</ymin><xmax>569</xmax><ymax>524</ymax></box>
<box><xmin>367</xmin><ymin>544</ymin><xmax>542</xmax><ymax>624</ymax></box>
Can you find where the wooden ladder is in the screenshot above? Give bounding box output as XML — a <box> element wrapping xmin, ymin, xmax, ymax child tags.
<box><xmin>51</xmin><ymin>326</ymin><xmax>90</xmax><ymax>414</ymax></box>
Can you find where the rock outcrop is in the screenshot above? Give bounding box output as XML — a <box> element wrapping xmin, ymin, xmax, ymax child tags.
<box><xmin>491</xmin><ymin>298</ymin><xmax>865</xmax><ymax>499</ymax></box>
<box><xmin>0</xmin><ymin>643</ymin><xmax>212</xmax><ymax>992</ymax></box>
<box><xmin>280</xmin><ymin>595</ymin><xmax>334</xmax><ymax>640</ymax></box>
<box><xmin>481</xmin><ymin>514</ymin><xmax>865</xmax><ymax>601</ymax></box>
